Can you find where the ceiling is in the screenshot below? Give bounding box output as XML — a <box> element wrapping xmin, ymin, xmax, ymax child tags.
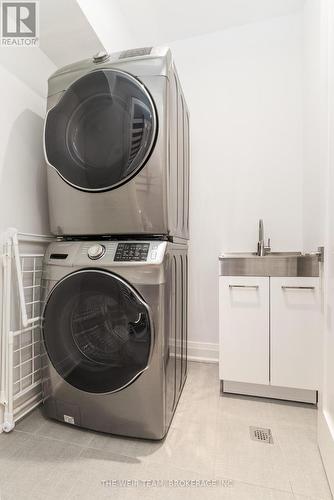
<box><xmin>37</xmin><ymin>0</ymin><xmax>305</xmax><ymax>70</ymax></box>
<box><xmin>114</xmin><ymin>0</ymin><xmax>306</xmax><ymax>46</ymax></box>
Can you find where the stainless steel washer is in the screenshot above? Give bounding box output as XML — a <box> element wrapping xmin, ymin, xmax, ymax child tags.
<box><xmin>44</xmin><ymin>47</ymin><xmax>190</xmax><ymax>241</ymax></box>
<box><xmin>41</xmin><ymin>239</ymin><xmax>188</xmax><ymax>439</ymax></box>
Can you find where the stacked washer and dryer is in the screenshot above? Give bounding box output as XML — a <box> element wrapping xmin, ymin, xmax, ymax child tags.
<box><xmin>40</xmin><ymin>47</ymin><xmax>190</xmax><ymax>439</ymax></box>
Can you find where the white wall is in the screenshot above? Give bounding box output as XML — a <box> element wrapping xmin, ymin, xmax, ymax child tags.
<box><xmin>302</xmin><ymin>0</ymin><xmax>327</xmax><ymax>251</ymax></box>
<box><xmin>317</xmin><ymin>0</ymin><xmax>334</xmax><ymax>491</ymax></box>
<box><xmin>301</xmin><ymin>0</ymin><xmax>334</xmax><ymax>491</ymax></box>
<box><xmin>168</xmin><ymin>13</ymin><xmax>304</xmax><ymax>348</ymax></box>
<box><xmin>78</xmin><ymin>0</ymin><xmax>136</xmax><ymax>53</ymax></box>
<box><xmin>39</xmin><ymin>0</ymin><xmax>104</xmax><ymax>67</ymax></box>
<box><xmin>0</xmin><ymin>49</ymin><xmax>56</xmax><ymax>236</ymax></box>
<box><xmin>113</xmin><ymin>0</ymin><xmax>305</xmax><ymax>47</ymax></box>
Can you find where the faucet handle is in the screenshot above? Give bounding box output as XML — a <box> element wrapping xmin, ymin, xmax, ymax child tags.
<box><xmin>266</xmin><ymin>238</ymin><xmax>271</xmax><ymax>252</ymax></box>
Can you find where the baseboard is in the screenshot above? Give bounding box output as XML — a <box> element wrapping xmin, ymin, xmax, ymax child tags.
<box><xmin>318</xmin><ymin>409</ymin><xmax>334</xmax><ymax>495</ymax></box>
<box><xmin>187</xmin><ymin>340</ymin><xmax>219</xmax><ymax>363</ymax></box>
<box><xmin>222</xmin><ymin>380</ymin><xmax>317</xmax><ymax>404</ymax></box>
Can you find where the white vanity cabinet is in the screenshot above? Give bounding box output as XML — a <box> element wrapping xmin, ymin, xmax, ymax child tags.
<box><xmin>219</xmin><ymin>273</ymin><xmax>321</xmax><ymax>400</ymax></box>
<box><xmin>270</xmin><ymin>277</ymin><xmax>321</xmax><ymax>390</ymax></box>
<box><xmin>219</xmin><ymin>276</ymin><xmax>269</xmax><ymax>385</ymax></box>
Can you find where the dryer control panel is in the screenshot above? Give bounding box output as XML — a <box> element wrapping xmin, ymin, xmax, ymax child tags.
<box><xmin>114</xmin><ymin>243</ymin><xmax>149</xmax><ymax>262</ymax></box>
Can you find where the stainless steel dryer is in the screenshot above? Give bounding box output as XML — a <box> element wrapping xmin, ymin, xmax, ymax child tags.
<box><xmin>40</xmin><ymin>239</ymin><xmax>188</xmax><ymax>439</ymax></box>
<box><xmin>44</xmin><ymin>47</ymin><xmax>190</xmax><ymax>241</ymax></box>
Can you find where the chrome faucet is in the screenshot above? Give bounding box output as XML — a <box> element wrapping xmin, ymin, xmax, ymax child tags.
<box><xmin>256</xmin><ymin>219</ymin><xmax>271</xmax><ymax>256</ymax></box>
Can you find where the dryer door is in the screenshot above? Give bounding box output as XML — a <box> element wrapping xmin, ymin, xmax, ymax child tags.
<box><xmin>44</xmin><ymin>69</ymin><xmax>157</xmax><ymax>192</ymax></box>
<box><xmin>42</xmin><ymin>270</ymin><xmax>152</xmax><ymax>394</ymax></box>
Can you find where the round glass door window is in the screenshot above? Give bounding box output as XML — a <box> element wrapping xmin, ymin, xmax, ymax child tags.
<box><xmin>44</xmin><ymin>69</ymin><xmax>157</xmax><ymax>192</ymax></box>
<box><xmin>42</xmin><ymin>270</ymin><xmax>152</xmax><ymax>393</ymax></box>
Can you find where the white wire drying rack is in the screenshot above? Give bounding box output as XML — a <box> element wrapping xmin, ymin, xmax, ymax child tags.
<box><xmin>1</xmin><ymin>228</ymin><xmax>53</xmax><ymax>432</ymax></box>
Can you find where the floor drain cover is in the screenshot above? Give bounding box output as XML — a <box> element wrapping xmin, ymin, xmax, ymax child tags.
<box><xmin>249</xmin><ymin>426</ymin><xmax>273</xmax><ymax>444</ymax></box>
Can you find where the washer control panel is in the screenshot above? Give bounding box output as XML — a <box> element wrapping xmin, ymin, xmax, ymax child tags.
<box><xmin>114</xmin><ymin>242</ymin><xmax>150</xmax><ymax>262</ymax></box>
<box><xmin>87</xmin><ymin>244</ymin><xmax>106</xmax><ymax>260</ymax></box>
<box><xmin>70</xmin><ymin>240</ymin><xmax>167</xmax><ymax>266</ymax></box>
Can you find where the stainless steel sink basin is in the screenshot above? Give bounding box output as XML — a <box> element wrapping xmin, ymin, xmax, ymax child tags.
<box><xmin>219</xmin><ymin>252</ymin><xmax>320</xmax><ymax>277</ymax></box>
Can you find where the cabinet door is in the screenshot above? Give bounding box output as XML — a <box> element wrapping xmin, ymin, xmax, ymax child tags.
<box><xmin>270</xmin><ymin>277</ymin><xmax>321</xmax><ymax>390</ymax></box>
<box><xmin>219</xmin><ymin>276</ymin><xmax>269</xmax><ymax>385</ymax></box>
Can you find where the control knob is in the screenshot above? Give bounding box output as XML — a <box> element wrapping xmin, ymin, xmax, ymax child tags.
<box><xmin>93</xmin><ymin>51</ymin><xmax>110</xmax><ymax>63</ymax></box>
<box><xmin>88</xmin><ymin>244</ymin><xmax>106</xmax><ymax>260</ymax></box>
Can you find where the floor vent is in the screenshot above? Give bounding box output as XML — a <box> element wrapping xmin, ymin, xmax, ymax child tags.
<box><xmin>249</xmin><ymin>426</ymin><xmax>273</xmax><ymax>444</ymax></box>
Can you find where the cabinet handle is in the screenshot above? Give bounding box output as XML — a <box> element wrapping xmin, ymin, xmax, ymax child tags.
<box><xmin>281</xmin><ymin>286</ymin><xmax>315</xmax><ymax>290</ymax></box>
<box><xmin>229</xmin><ymin>285</ymin><xmax>259</xmax><ymax>289</ymax></box>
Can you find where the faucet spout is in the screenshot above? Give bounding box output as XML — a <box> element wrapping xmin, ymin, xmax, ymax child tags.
<box><xmin>256</xmin><ymin>219</ymin><xmax>271</xmax><ymax>256</ymax></box>
<box><xmin>257</xmin><ymin>219</ymin><xmax>265</xmax><ymax>256</ymax></box>
<box><xmin>259</xmin><ymin>219</ymin><xmax>264</xmax><ymax>244</ymax></box>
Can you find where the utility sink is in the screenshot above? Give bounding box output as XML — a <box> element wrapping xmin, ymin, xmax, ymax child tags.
<box><xmin>219</xmin><ymin>251</ymin><xmax>321</xmax><ymax>277</ymax></box>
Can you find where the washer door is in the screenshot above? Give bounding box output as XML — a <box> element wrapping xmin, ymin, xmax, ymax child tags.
<box><xmin>44</xmin><ymin>69</ymin><xmax>157</xmax><ymax>192</ymax></box>
<box><xmin>42</xmin><ymin>270</ymin><xmax>152</xmax><ymax>394</ymax></box>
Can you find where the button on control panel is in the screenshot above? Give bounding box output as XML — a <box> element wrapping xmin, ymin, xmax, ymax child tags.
<box><xmin>114</xmin><ymin>243</ymin><xmax>150</xmax><ymax>262</ymax></box>
<box><xmin>87</xmin><ymin>244</ymin><xmax>106</xmax><ymax>260</ymax></box>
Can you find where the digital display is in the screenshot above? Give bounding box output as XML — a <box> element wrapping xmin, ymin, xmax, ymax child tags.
<box><xmin>114</xmin><ymin>243</ymin><xmax>150</xmax><ymax>262</ymax></box>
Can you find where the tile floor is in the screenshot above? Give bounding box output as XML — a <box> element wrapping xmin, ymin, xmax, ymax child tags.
<box><xmin>0</xmin><ymin>362</ymin><xmax>332</xmax><ymax>500</ymax></box>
